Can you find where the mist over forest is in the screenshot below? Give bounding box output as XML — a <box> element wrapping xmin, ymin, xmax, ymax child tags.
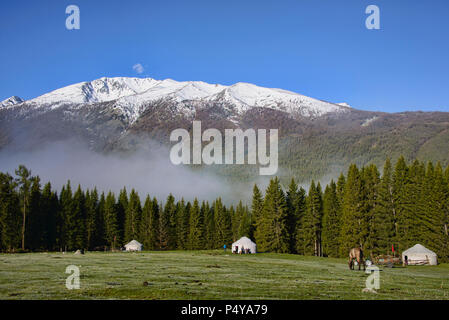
<box><xmin>0</xmin><ymin>137</ymin><xmax>276</xmax><ymax>204</ymax></box>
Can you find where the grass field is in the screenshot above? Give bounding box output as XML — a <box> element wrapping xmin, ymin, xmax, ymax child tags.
<box><xmin>1</xmin><ymin>250</ymin><xmax>449</xmax><ymax>300</ymax></box>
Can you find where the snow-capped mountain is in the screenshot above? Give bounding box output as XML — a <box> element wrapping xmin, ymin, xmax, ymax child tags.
<box><xmin>1</xmin><ymin>76</ymin><xmax>449</xmax><ymax>185</ymax></box>
<box><xmin>5</xmin><ymin>76</ymin><xmax>349</xmax><ymax>123</ymax></box>
<box><xmin>0</xmin><ymin>96</ymin><xmax>24</xmax><ymax>107</ymax></box>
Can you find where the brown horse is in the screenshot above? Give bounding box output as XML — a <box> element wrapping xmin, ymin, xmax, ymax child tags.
<box><xmin>349</xmin><ymin>248</ymin><xmax>366</xmax><ymax>271</ymax></box>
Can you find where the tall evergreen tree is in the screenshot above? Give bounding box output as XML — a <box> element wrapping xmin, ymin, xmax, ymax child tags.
<box><xmin>40</xmin><ymin>182</ymin><xmax>58</xmax><ymax>251</ymax></box>
<box><xmin>124</xmin><ymin>189</ymin><xmax>141</xmax><ymax>243</ymax></box>
<box><xmin>188</xmin><ymin>198</ymin><xmax>204</xmax><ymax>249</ymax></box>
<box><xmin>203</xmin><ymin>200</ymin><xmax>215</xmax><ymax>249</ymax></box>
<box><xmin>59</xmin><ymin>181</ymin><xmax>73</xmax><ymax>251</ymax></box>
<box><xmin>370</xmin><ymin>159</ymin><xmax>396</xmax><ymax>256</ymax></box>
<box><xmin>339</xmin><ymin>165</ymin><xmax>368</xmax><ymax>256</ymax></box>
<box><xmin>27</xmin><ymin>177</ymin><xmax>42</xmax><ymax>250</ymax></box>
<box><xmin>176</xmin><ymin>198</ymin><xmax>189</xmax><ymax>250</ymax></box>
<box><xmin>66</xmin><ymin>185</ymin><xmax>86</xmax><ymax>250</ymax></box>
<box><xmin>362</xmin><ymin>164</ymin><xmax>380</xmax><ymax>257</ymax></box>
<box><xmin>256</xmin><ymin>177</ymin><xmax>289</xmax><ymax>253</ymax></box>
<box><xmin>15</xmin><ymin>165</ymin><xmax>32</xmax><ymax>250</ymax></box>
<box><xmin>286</xmin><ymin>179</ymin><xmax>306</xmax><ymax>253</ymax></box>
<box><xmin>158</xmin><ymin>198</ymin><xmax>171</xmax><ymax>250</ymax></box>
<box><xmin>237</xmin><ymin>202</ymin><xmax>251</xmax><ymax>239</ymax></box>
<box><xmin>97</xmin><ymin>191</ymin><xmax>106</xmax><ymax>249</ymax></box>
<box><xmin>164</xmin><ymin>194</ymin><xmax>177</xmax><ymax>249</ymax></box>
<box><xmin>394</xmin><ymin>156</ymin><xmax>419</xmax><ymax>252</ymax></box>
<box><xmin>297</xmin><ymin>181</ymin><xmax>323</xmax><ymax>256</ymax></box>
<box><xmin>104</xmin><ymin>192</ymin><xmax>119</xmax><ymax>250</ymax></box>
<box><xmin>423</xmin><ymin>162</ymin><xmax>448</xmax><ymax>260</ymax></box>
<box><xmin>322</xmin><ymin>180</ymin><xmax>340</xmax><ymax>257</ymax></box>
<box><xmin>0</xmin><ymin>173</ymin><xmax>21</xmax><ymax>251</ymax></box>
<box><xmin>214</xmin><ymin>198</ymin><xmax>232</xmax><ymax>248</ymax></box>
<box><xmin>85</xmin><ymin>188</ymin><xmax>100</xmax><ymax>250</ymax></box>
<box><xmin>250</xmin><ymin>184</ymin><xmax>263</xmax><ymax>239</ymax></box>
<box><xmin>230</xmin><ymin>204</ymin><xmax>239</xmax><ymax>241</ymax></box>
<box><xmin>117</xmin><ymin>187</ymin><xmax>128</xmax><ymax>246</ymax></box>
<box><xmin>140</xmin><ymin>195</ymin><xmax>157</xmax><ymax>250</ymax></box>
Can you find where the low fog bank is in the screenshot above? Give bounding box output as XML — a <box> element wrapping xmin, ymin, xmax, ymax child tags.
<box><xmin>0</xmin><ymin>139</ymin><xmax>262</xmax><ymax>204</ymax></box>
<box><xmin>0</xmin><ymin>137</ymin><xmax>344</xmax><ymax>204</ymax></box>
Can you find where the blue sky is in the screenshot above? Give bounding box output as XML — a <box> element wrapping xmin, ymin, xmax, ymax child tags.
<box><xmin>0</xmin><ymin>0</ymin><xmax>448</xmax><ymax>112</ymax></box>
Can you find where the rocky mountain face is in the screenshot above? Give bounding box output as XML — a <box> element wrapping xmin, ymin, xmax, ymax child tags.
<box><xmin>1</xmin><ymin>77</ymin><xmax>448</xmax><ymax>183</ymax></box>
<box><xmin>0</xmin><ymin>96</ymin><xmax>24</xmax><ymax>107</ymax></box>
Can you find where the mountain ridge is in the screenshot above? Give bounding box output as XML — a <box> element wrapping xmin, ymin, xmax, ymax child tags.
<box><xmin>3</xmin><ymin>76</ymin><xmax>349</xmax><ymax>123</ymax></box>
<box><xmin>1</xmin><ymin>76</ymin><xmax>448</xmax><ymax>184</ymax></box>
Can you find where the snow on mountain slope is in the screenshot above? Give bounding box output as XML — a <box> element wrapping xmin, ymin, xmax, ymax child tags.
<box><xmin>205</xmin><ymin>82</ymin><xmax>345</xmax><ymax>116</ymax></box>
<box><xmin>1</xmin><ymin>96</ymin><xmax>24</xmax><ymax>107</ymax></box>
<box><xmin>6</xmin><ymin>76</ymin><xmax>350</xmax><ymax>123</ymax></box>
<box><xmin>115</xmin><ymin>78</ymin><xmax>348</xmax><ymax>122</ymax></box>
<box><xmin>29</xmin><ymin>77</ymin><xmax>159</xmax><ymax>106</ymax></box>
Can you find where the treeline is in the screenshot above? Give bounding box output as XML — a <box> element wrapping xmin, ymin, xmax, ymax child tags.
<box><xmin>253</xmin><ymin>157</ymin><xmax>449</xmax><ymax>261</ymax></box>
<box><xmin>0</xmin><ymin>165</ymin><xmax>249</xmax><ymax>252</ymax></box>
<box><xmin>1</xmin><ymin>157</ymin><xmax>449</xmax><ymax>261</ymax></box>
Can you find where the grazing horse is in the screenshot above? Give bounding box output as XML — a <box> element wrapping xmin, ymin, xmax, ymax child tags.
<box><xmin>349</xmin><ymin>248</ymin><xmax>366</xmax><ymax>271</ymax></box>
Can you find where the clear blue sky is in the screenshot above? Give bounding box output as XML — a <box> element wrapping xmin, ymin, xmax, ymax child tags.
<box><xmin>1</xmin><ymin>0</ymin><xmax>448</xmax><ymax>112</ymax></box>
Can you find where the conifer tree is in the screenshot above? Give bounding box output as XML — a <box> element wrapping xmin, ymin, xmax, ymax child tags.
<box><xmin>361</xmin><ymin>164</ymin><xmax>380</xmax><ymax>256</ymax></box>
<box><xmin>339</xmin><ymin>165</ymin><xmax>367</xmax><ymax>256</ymax></box>
<box><xmin>203</xmin><ymin>201</ymin><xmax>215</xmax><ymax>249</ymax></box>
<box><xmin>158</xmin><ymin>198</ymin><xmax>171</xmax><ymax>250</ymax></box>
<box><xmin>297</xmin><ymin>181</ymin><xmax>323</xmax><ymax>256</ymax></box>
<box><xmin>27</xmin><ymin>177</ymin><xmax>42</xmax><ymax>250</ymax></box>
<box><xmin>140</xmin><ymin>195</ymin><xmax>156</xmax><ymax>250</ymax></box>
<box><xmin>322</xmin><ymin>180</ymin><xmax>340</xmax><ymax>257</ymax></box>
<box><xmin>97</xmin><ymin>191</ymin><xmax>106</xmax><ymax>249</ymax></box>
<box><xmin>256</xmin><ymin>177</ymin><xmax>289</xmax><ymax>253</ymax></box>
<box><xmin>85</xmin><ymin>188</ymin><xmax>100</xmax><ymax>250</ymax></box>
<box><xmin>59</xmin><ymin>181</ymin><xmax>73</xmax><ymax>251</ymax></box>
<box><xmin>117</xmin><ymin>187</ymin><xmax>128</xmax><ymax>245</ymax></box>
<box><xmin>214</xmin><ymin>198</ymin><xmax>232</xmax><ymax>248</ymax></box>
<box><xmin>423</xmin><ymin>162</ymin><xmax>448</xmax><ymax>260</ymax></box>
<box><xmin>370</xmin><ymin>159</ymin><xmax>396</xmax><ymax>255</ymax></box>
<box><xmin>164</xmin><ymin>194</ymin><xmax>177</xmax><ymax>249</ymax></box>
<box><xmin>286</xmin><ymin>179</ymin><xmax>305</xmax><ymax>253</ymax></box>
<box><xmin>394</xmin><ymin>156</ymin><xmax>418</xmax><ymax>252</ymax></box>
<box><xmin>176</xmin><ymin>199</ymin><xmax>189</xmax><ymax>250</ymax></box>
<box><xmin>237</xmin><ymin>202</ymin><xmax>251</xmax><ymax>239</ymax></box>
<box><xmin>15</xmin><ymin>165</ymin><xmax>32</xmax><ymax>250</ymax></box>
<box><xmin>104</xmin><ymin>192</ymin><xmax>119</xmax><ymax>250</ymax></box>
<box><xmin>230</xmin><ymin>204</ymin><xmax>239</xmax><ymax>241</ymax></box>
<box><xmin>67</xmin><ymin>185</ymin><xmax>86</xmax><ymax>250</ymax></box>
<box><xmin>188</xmin><ymin>198</ymin><xmax>204</xmax><ymax>249</ymax></box>
<box><xmin>40</xmin><ymin>182</ymin><xmax>58</xmax><ymax>251</ymax></box>
<box><xmin>124</xmin><ymin>189</ymin><xmax>141</xmax><ymax>242</ymax></box>
<box><xmin>0</xmin><ymin>172</ymin><xmax>21</xmax><ymax>251</ymax></box>
<box><xmin>250</xmin><ymin>184</ymin><xmax>263</xmax><ymax>239</ymax></box>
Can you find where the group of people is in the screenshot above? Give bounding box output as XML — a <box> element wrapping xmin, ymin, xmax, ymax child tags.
<box><xmin>233</xmin><ymin>246</ymin><xmax>252</xmax><ymax>254</ymax></box>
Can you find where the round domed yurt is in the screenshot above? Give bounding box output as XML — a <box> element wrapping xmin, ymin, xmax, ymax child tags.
<box><xmin>232</xmin><ymin>237</ymin><xmax>257</xmax><ymax>254</ymax></box>
<box><xmin>402</xmin><ymin>244</ymin><xmax>437</xmax><ymax>265</ymax></box>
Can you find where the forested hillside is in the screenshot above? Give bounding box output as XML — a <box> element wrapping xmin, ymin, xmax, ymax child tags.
<box><xmin>1</xmin><ymin>157</ymin><xmax>448</xmax><ymax>261</ymax></box>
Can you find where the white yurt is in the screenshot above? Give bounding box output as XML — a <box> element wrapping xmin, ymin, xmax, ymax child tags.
<box><xmin>124</xmin><ymin>240</ymin><xmax>143</xmax><ymax>252</ymax></box>
<box><xmin>402</xmin><ymin>244</ymin><xmax>437</xmax><ymax>265</ymax></box>
<box><xmin>232</xmin><ymin>237</ymin><xmax>257</xmax><ymax>254</ymax></box>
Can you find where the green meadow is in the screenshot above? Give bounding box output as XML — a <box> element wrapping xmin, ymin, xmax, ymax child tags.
<box><xmin>1</xmin><ymin>251</ymin><xmax>448</xmax><ymax>300</ymax></box>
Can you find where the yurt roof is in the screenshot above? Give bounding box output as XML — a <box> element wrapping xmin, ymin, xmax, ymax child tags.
<box><xmin>232</xmin><ymin>236</ymin><xmax>255</xmax><ymax>246</ymax></box>
<box><xmin>403</xmin><ymin>244</ymin><xmax>436</xmax><ymax>256</ymax></box>
<box><xmin>125</xmin><ymin>240</ymin><xmax>142</xmax><ymax>247</ymax></box>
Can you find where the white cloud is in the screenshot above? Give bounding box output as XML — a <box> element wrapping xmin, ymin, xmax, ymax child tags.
<box><xmin>132</xmin><ymin>63</ymin><xmax>144</xmax><ymax>74</ymax></box>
